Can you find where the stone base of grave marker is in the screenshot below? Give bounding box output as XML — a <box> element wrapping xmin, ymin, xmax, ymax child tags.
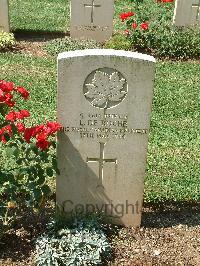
<box><xmin>57</xmin><ymin>49</ymin><xmax>155</xmax><ymax>227</ymax></box>
<box><xmin>0</xmin><ymin>0</ymin><xmax>10</xmax><ymax>32</ymax></box>
<box><xmin>173</xmin><ymin>0</ymin><xmax>200</xmax><ymax>26</ymax></box>
<box><xmin>70</xmin><ymin>0</ymin><xmax>114</xmax><ymax>43</ymax></box>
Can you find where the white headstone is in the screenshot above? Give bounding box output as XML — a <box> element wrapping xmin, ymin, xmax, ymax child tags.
<box><xmin>173</xmin><ymin>0</ymin><xmax>200</xmax><ymax>26</ymax></box>
<box><xmin>70</xmin><ymin>0</ymin><xmax>114</xmax><ymax>42</ymax></box>
<box><xmin>0</xmin><ymin>0</ymin><xmax>9</xmax><ymax>32</ymax></box>
<box><xmin>57</xmin><ymin>49</ymin><xmax>155</xmax><ymax>227</ymax></box>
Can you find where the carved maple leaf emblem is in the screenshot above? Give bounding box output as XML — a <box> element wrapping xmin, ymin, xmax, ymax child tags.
<box><xmin>84</xmin><ymin>70</ymin><xmax>127</xmax><ymax>109</ymax></box>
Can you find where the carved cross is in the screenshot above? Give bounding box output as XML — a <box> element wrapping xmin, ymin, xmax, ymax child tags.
<box><xmin>192</xmin><ymin>0</ymin><xmax>200</xmax><ymax>21</ymax></box>
<box><xmin>86</xmin><ymin>142</ymin><xmax>117</xmax><ymax>187</ymax></box>
<box><xmin>84</xmin><ymin>0</ymin><xmax>101</xmax><ymax>24</ymax></box>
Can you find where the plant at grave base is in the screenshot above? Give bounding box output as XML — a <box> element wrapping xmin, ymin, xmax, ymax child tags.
<box><xmin>117</xmin><ymin>0</ymin><xmax>200</xmax><ymax>59</ymax></box>
<box><xmin>36</xmin><ymin>216</ymin><xmax>111</xmax><ymax>266</ymax></box>
<box><xmin>0</xmin><ymin>31</ymin><xmax>15</xmax><ymax>50</ymax></box>
<box><xmin>0</xmin><ymin>80</ymin><xmax>62</xmax><ymax>239</ymax></box>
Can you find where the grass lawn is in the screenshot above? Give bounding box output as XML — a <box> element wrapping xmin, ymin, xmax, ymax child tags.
<box><xmin>9</xmin><ymin>0</ymin><xmax>70</xmax><ymax>33</ymax></box>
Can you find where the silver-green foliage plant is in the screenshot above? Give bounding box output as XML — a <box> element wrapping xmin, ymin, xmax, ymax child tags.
<box><xmin>36</xmin><ymin>218</ymin><xmax>111</xmax><ymax>266</ymax></box>
<box><xmin>0</xmin><ymin>31</ymin><xmax>15</xmax><ymax>50</ymax></box>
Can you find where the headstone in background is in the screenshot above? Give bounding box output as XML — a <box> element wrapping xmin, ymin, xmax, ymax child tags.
<box><xmin>70</xmin><ymin>0</ymin><xmax>114</xmax><ymax>42</ymax></box>
<box><xmin>0</xmin><ymin>0</ymin><xmax>9</xmax><ymax>32</ymax></box>
<box><xmin>57</xmin><ymin>49</ymin><xmax>155</xmax><ymax>227</ymax></box>
<box><xmin>173</xmin><ymin>0</ymin><xmax>200</xmax><ymax>26</ymax></box>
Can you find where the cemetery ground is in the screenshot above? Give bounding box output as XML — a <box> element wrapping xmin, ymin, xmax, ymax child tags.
<box><xmin>0</xmin><ymin>0</ymin><xmax>200</xmax><ymax>265</ymax></box>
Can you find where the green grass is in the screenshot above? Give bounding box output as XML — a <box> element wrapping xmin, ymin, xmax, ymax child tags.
<box><xmin>9</xmin><ymin>0</ymin><xmax>70</xmax><ymax>32</ymax></box>
<box><xmin>146</xmin><ymin>61</ymin><xmax>200</xmax><ymax>202</ymax></box>
<box><xmin>0</xmin><ymin>53</ymin><xmax>199</xmax><ymax>202</ymax></box>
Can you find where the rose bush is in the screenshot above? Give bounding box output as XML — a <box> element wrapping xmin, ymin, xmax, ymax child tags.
<box><xmin>0</xmin><ymin>80</ymin><xmax>61</xmax><ymax>239</ymax></box>
<box><xmin>105</xmin><ymin>0</ymin><xmax>199</xmax><ymax>59</ymax></box>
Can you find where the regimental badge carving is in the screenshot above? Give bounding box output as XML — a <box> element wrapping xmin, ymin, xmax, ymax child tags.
<box><xmin>83</xmin><ymin>68</ymin><xmax>128</xmax><ymax>109</ymax></box>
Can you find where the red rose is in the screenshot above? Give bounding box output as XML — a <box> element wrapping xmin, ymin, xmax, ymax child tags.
<box><xmin>0</xmin><ymin>125</ymin><xmax>12</xmax><ymax>143</ymax></box>
<box><xmin>16</xmin><ymin>87</ymin><xmax>29</xmax><ymax>100</ymax></box>
<box><xmin>120</xmin><ymin>13</ymin><xmax>127</xmax><ymax>22</ymax></box>
<box><xmin>132</xmin><ymin>22</ymin><xmax>137</xmax><ymax>29</ymax></box>
<box><xmin>161</xmin><ymin>0</ymin><xmax>173</xmax><ymax>2</ymax></box>
<box><xmin>0</xmin><ymin>91</ymin><xmax>15</xmax><ymax>106</ymax></box>
<box><xmin>124</xmin><ymin>29</ymin><xmax>130</xmax><ymax>35</ymax></box>
<box><xmin>120</xmin><ymin>11</ymin><xmax>134</xmax><ymax>22</ymax></box>
<box><xmin>24</xmin><ymin>127</ymin><xmax>36</xmax><ymax>143</ymax></box>
<box><xmin>46</xmin><ymin>122</ymin><xmax>62</xmax><ymax>135</ymax></box>
<box><xmin>16</xmin><ymin>123</ymin><xmax>25</xmax><ymax>133</ymax></box>
<box><xmin>140</xmin><ymin>22</ymin><xmax>149</xmax><ymax>30</ymax></box>
<box><xmin>5</xmin><ymin>111</ymin><xmax>17</xmax><ymax>122</ymax></box>
<box><xmin>5</xmin><ymin>99</ymin><xmax>15</xmax><ymax>107</ymax></box>
<box><xmin>36</xmin><ymin>132</ymin><xmax>48</xmax><ymax>141</ymax></box>
<box><xmin>5</xmin><ymin>93</ymin><xmax>15</xmax><ymax>107</ymax></box>
<box><xmin>34</xmin><ymin>125</ymin><xmax>45</xmax><ymax>135</ymax></box>
<box><xmin>17</xmin><ymin>110</ymin><xmax>30</xmax><ymax>120</ymax></box>
<box><xmin>127</xmin><ymin>12</ymin><xmax>134</xmax><ymax>17</ymax></box>
<box><xmin>36</xmin><ymin>139</ymin><xmax>50</xmax><ymax>150</ymax></box>
<box><xmin>0</xmin><ymin>80</ymin><xmax>14</xmax><ymax>93</ymax></box>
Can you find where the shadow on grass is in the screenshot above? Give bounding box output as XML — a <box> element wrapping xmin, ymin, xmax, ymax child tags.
<box><xmin>142</xmin><ymin>200</ymin><xmax>200</xmax><ymax>228</ymax></box>
<box><xmin>13</xmin><ymin>29</ymin><xmax>70</xmax><ymax>42</ymax></box>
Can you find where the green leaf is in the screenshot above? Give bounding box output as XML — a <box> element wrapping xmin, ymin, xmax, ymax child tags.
<box><xmin>38</xmin><ymin>167</ymin><xmax>45</xmax><ymax>176</ymax></box>
<box><xmin>52</xmin><ymin>157</ymin><xmax>57</xmax><ymax>168</ymax></box>
<box><xmin>33</xmin><ymin>187</ymin><xmax>43</xmax><ymax>202</ymax></box>
<box><xmin>41</xmin><ymin>184</ymin><xmax>51</xmax><ymax>196</ymax></box>
<box><xmin>37</xmin><ymin>174</ymin><xmax>45</xmax><ymax>186</ymax></box>
<box><xmin>16</xmin><ymin>158</ymin><xmax>24</xmax><ymax>164</ymax></box>
<box><xmin>27</xmin><ymin>182</ymin><xmax>36</xmax><ymax>190</ymax></box>
<box><xmin>4</xmin><ymin>133</ymin><xmax>11</xmax><ymax>142</ymax></box>
<box><xmin>18</xmin><ymin>167</ymin><xmax>28</xmax><ymax>176</ymax></box>
<box><xmin>46</xmin><ymin>167</ymin><xmax>54</xmax><ymax>177</ymax></box>
<box><xmin>6</xmin><ymin>146</ymin><xmax>20</xmax><ymax>158</ymax></box>
<box><xmin>51</xmin><ymin>141</ymin><xmax>56</xmax><ymax>149</ymax></box>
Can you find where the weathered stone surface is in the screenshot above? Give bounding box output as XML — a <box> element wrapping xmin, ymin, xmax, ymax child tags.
<box><xmin>0</xmin><ymin>0</ymin><xmax>9</xmax><ymax>32</ymax></box>
<box><xmin>70</xmin><ymin>0</ymin><xmax>114</xmax><ymax>42</ymax></box>
<box><xmin>57</xmin><ymin>49</ymin><xmax>155</xmax><ymax>227</ymax></box>
<box><xmin>173</xmin><ymin>0</ymin><xmax>200</xmax><ymax>26</ymax></box>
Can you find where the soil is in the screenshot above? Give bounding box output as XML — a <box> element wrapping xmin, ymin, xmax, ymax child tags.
<box><xmin>109</xmin><ymin>202</ymin><xmax>200</xmax><ymax>266</ymax></box>
<box><xmin>13</xmin><ymin>41</ymin><xmax>48</xmax><ymax>57</ymax></box>
<box><xmin>10</xmin><ymin>31</ymin><xmax>67</xmax><ymax>57</ymax></box>
<box><xmin>0</xmin><ymin>201</ymin><xmax>199</xmax><ymax>266</ymax></box>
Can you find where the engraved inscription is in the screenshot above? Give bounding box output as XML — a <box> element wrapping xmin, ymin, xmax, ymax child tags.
<box><xmin>74</xmin><ymin>25</ymin><xmax>109</xmax><ymax>31</ymax></box>
<box><xmin>83</xmin><ymin>68</ymin><xmax>128</xmax><ymax>109</ymax></box>
<box><xmin>62</xmin><ymin>113</ymin><xmax>148</xmax><ymax>140</ymax></box>
<box><xmin>87</xmin><ymin>142</ymin><xmax>117</xmax><ymax>188</ymax></box>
